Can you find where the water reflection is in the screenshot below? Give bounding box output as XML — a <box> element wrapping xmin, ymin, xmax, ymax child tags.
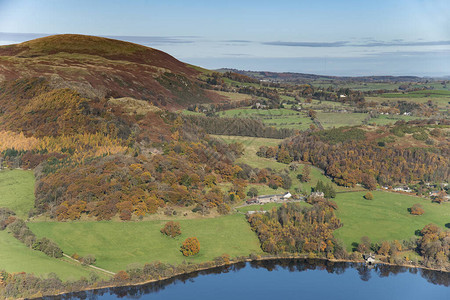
<box><xmin>44</xmin><ymin>259</ymin><xmax>449</xmax><ymax>300</ymax></box>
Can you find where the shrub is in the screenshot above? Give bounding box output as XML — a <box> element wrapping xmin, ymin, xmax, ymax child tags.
<box><xmin>114</xmin><ymin>270</ymin><xmax>129</xmax><ymax>281</ymax></box>
<box><xmin>364</xmin><ymin>192</ymin><xmax>373</xmax><ymax>200</ymax></box>
<box><xmin>180</xmin><ymin>237</ymin><xmax>200</xmax><ymax>256</ymax></box>
<box><xmin>160</xmin><ymin>221</ymin><xmax>181</xmax><ymax>238</ymax></box>
<box><xmin>217</xmin><ymin>203</ymin><xmax>231</xmax><ymax>215</ymax></box>
<box><xmin>81</xmin><ymin>254</ymin><xmax>96</xmax><ymax>265</ymax></box>
<box><xmin>410</xmin><ymin>203</ymin><xmax>425</xmax><ymax>215</ymax></box>
<box><xmin>119</xmin><ymin>209</ymin><xmax>132</xmax><ymax>221</ymax></box>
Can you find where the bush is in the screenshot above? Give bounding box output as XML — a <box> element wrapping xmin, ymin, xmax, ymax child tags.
<box><xmin>217</xmin><ymin>203</ymin><xmax>231</xmax><ymax>215</ymax></box>
<box><xmin>364</xmin><ymin>192</ymin><xmax>373</xmax><ymax>200</ymax></box>
<box><xmin>114</xmin><ymin>270</ymin><xmax>129</xmax><ymax>281</ymax></box>
<box><xmin>119</xmin><ymin>209</ymin><xmax>132</xmax><ymax>221</ymax></box>
<box><xmin>410</xmin><ymin>203</ymin><xmax>425</xmax><ymax>215</ymax></box>
<box><xmin>81</xmin><ymin>254</ymin><xmax>96</xmax><ymax>265</ymax></box>
<box><xmin>160</xmin><ymin>221</ymin><xmax>181</xmax><ymax>238</ymax></box>
<box><xmin>180</xmin><ymin>237</ymin><xmax>200</xmax><ymax>256</ymax></box>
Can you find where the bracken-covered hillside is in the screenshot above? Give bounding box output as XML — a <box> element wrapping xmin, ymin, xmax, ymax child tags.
<box><xmin>0</xmin><ymin>34</ymin><xmax>223</xmax><ymax>109</ymax></box>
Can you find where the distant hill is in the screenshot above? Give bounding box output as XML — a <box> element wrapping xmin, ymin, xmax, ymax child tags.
<box><xmin>0</xmin><ymin>34</ymin><xmax>223</xmax><ymax>109</ymax></box>
<box><xmin>217</xmin><ymin>68</ymin><xmax>427</xmax><ymax>83</ymax></box>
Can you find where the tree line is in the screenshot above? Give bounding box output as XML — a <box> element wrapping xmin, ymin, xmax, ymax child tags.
<box><xmin>272</xmin><ymin>126</ymin><xmax>449</xmax><ymax>187</ymax></box>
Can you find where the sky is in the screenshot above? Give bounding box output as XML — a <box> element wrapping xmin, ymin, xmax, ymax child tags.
<box><xmin>0</xmin><ymin>0</ymin><xmax>449</xmax><ymax>76</ymax></box>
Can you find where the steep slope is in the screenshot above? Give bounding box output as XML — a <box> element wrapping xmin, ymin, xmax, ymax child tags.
<box><xmin>0</xmin><ymin>34</ymin><xmax>222</xmax><ymax>109</ymax></box>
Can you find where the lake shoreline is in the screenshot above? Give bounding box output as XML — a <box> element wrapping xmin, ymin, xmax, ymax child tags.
<box><xmin>30</xmin><ymin>254</ymin><xmax>449</xmax><ymax>300</ymax></box>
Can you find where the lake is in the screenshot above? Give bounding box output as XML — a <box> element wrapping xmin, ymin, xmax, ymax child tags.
<box><xmin>46</xmin><ymin>259</ymin><xmax>449</xmax><ymax>300</ymax></box>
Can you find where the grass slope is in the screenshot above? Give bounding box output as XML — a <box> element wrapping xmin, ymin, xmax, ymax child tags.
<box><xmin>0</xmin><ymin>230</ymin><xmax>97</xmax><ymax>281</ymax></box>
<box><xmin>0</xmin><ymin>170</ymin><xmax>35</xmax><ymax>218</ymax></box>
<box><xmin>316</xmin><ymin>112</ymin><xmax>368</xmax><ymax>129</ymax></box>
<box><xmin>29</xmin><ymin>214</ymin><xmax>262</xmax><ymax>272</ymax></box>
<box><xmin>334</xmin><ymin>191</ymin><xmax>450</xmax><ymax>250</ymax></box>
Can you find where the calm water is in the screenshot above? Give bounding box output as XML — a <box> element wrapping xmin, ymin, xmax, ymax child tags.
<box><xmin>46</xmin><ymin>259</ymin><xmax>449</xmax><ymax>300</ymax></box>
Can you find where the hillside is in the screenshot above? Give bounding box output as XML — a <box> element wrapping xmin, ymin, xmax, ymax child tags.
<box><xmin>0</xmin><ymin>34</ymin><xmax>223</xmax><ymax>109</ymax></box>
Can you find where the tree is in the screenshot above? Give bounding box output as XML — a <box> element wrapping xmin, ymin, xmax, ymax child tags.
<box><xmin>357</xmin><ymin>236</ymin><xmax>371</xmax><ymax>253</ymax></box>
<box><xmin>301</xmin><ymin>165</ymin><xmax>311</xmax><ymax>182</ymax></box>
<box><xmin>410</xmin><ymin>203</ymin><xmax>425</xmax><ymax>215</ymax></box>
<box><xmin>180</xmin><ymin>237</ymin><xmax>200</xmax><ymax>256</ymax></box>
<box><xmin>247</xmin><ymin>187</ymin><xmax>258</xmax><ymax>198</ymax></box>
<box><xmin>160</xmin><ymin>221</ymin><xmax>181</xmax><ymax>238</ymax></box>
<box><xmin>364</xmin><ymin>192</ymin><xmax>373</xmax><ymax>200</ymax></box>
<box><xmin>378</xmin><ymin>241</ymin><xmax>391</xmax><ymax>256</ymax></box>
<box><xmin>114</xmin><ymin>270</ymin><xmax>129</xmax><ymax>281</ymax></box>
<box><xmin>361</xmin><ymin>174</ymin><xmax>377</xmax><ymax>190</ymax></box>
<box><xmin>277</xmin><ymin>148</ymin><xmax>293</xmax><ymax>164</ymax></box>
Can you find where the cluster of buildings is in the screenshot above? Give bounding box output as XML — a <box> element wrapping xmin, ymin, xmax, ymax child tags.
<box><xmin>246</xmin><ymin>192</ymin><xmax>293</xmax><ymax>205</ymax></box>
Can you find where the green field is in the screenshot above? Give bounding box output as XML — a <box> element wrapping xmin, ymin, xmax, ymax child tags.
<box><xmin>0</xmin><ymin>230</ymin><xmax>98</xmax><ymax>281</ymax></box>
<box><xmin>382</xmin><ymin>90</ymin><xmax>450</xmax><ymax>98</ymax></box>
<box><xmin>316</xmin><ymin>112</ymin><xmax>368</xmax><ymax>129</ymax></box>
<box><xmin>369</xmin><ymin>114</ymin><xmax>422</xmax><ymax>126</ymax></box>
<box><xmin>216</xmin><ymin>107</ymin><xmax>314</xmax><ymax>131</ymax></box>
<box><xmin>29</xmin><ymin>214</ymin><xmax>263</xmax><ymax>272</ymax></box>
<box><xmin>0</xmin><ymin>169</ymin><xmax>35</xmax><ymax>219</ymax></box>
<box><xmin>334</xmin><ymin>191</ymin><xmax>450</xmax><ymax>250</ymax></box>
<box><xmin>215</xmin><ymin>91</ymin><xmax>253</xmax><ymax>101</ymax></box>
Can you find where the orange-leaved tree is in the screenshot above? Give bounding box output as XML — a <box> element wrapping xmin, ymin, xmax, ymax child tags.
<box><xmin>410</xmin><ymin>203</ymin><xmax>425</xmax><ymax>215</ymax></box>
<box><xmin>180</xmin><ymin>237</ymin><xmax>200</xmax><ymax>256</ymax></box>
<box><xmin>160</xmin><ymin>221</ymin><xmax>181</xmax><ymax>238</ymax></box>
<box><xmin>364</xmin><ymin>192</ymin><xmax>373</xmax><ymax>200</ymax></box>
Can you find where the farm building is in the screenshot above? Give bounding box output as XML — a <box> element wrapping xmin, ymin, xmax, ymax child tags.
<box><xmin>310</xmin><ymin>191</ymin><xmax>324</xmax><ymax>198</ymax></box>
<box><xmin>255</xmin><ymin>192</ymin><xmax>292</xmax><ymax>204</ymax></box>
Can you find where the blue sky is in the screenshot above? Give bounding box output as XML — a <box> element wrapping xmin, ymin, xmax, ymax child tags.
<box><xmin>0</xmin><ymin>0</ymin><xmax>449</xmax><ymax>76</ymax></box>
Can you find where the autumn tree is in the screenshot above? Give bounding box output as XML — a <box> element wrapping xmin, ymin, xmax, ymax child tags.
<box><xmin>357</xmin><ymin>236</ymin><xmax>371</xmax><ymax>253</ymax></box>
<box><xmin>361</xmin><ymin>174</ymin><xmax>377</xmax><ymax>190</ymax></box>
<box><xmin>410</xmin><ymin>203</ymin><xmax>425</xmax><ymax>215</ymax></box>
<box><xmin>160</xmin><ymin>221</ymin><xmax>181</xmax><ymax>238</ymax></box>
<box><xmin>299</xmin><ymin>165</ymin><xmax>311</xmax><ymax>182</ymax></box>
<box><xmin>114</xmin><ymin>270</ymin><xmax>130</xmax><ymax>281</ymax></box>
<box><xmin>180</xmin><ymin>237</ymin><xmax>200</xmax><ymax>256</ymax></box>
<box><xmin>378</xmin><ymin>241</ymin><xmax>391</xmax><ymax>256</ymax></box>
<box><xmin>364</xmin><ymin>192</ymin><xmax>373</xmax><ymax>200</ymax></box>
<box><xmin>277</xmin><ymin>148</ymin><xmax>293</xmax><ymax>164</ymax></box>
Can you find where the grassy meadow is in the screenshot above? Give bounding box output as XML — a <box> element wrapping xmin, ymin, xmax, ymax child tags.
<box><xmin>316</xmin><ymin>112</ymin><xmax>368</xmax><ymax>129</ymax></box>
<box><xmin>0</xmin><ymin>230</ymin><xmax>99</xmax><ymax>281</ymax></box>
<box><xmin>369</xmin><ymin>114</ymin><xmax>421</xmax><ymax>126</ymax></box>
<box><xmin>0</xmin><ymin>169</ymin><xmax>35</xmax><ymax>219</ymax></box>
<box><xmin>29</xmin><ymin>214</ymin><xmax>263</xmax><ymax>272</ymax></box>
<box><xmin>334</xmin><ymin>191</ymin><xmax>450</xmax><ymax>251</ymax></box>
